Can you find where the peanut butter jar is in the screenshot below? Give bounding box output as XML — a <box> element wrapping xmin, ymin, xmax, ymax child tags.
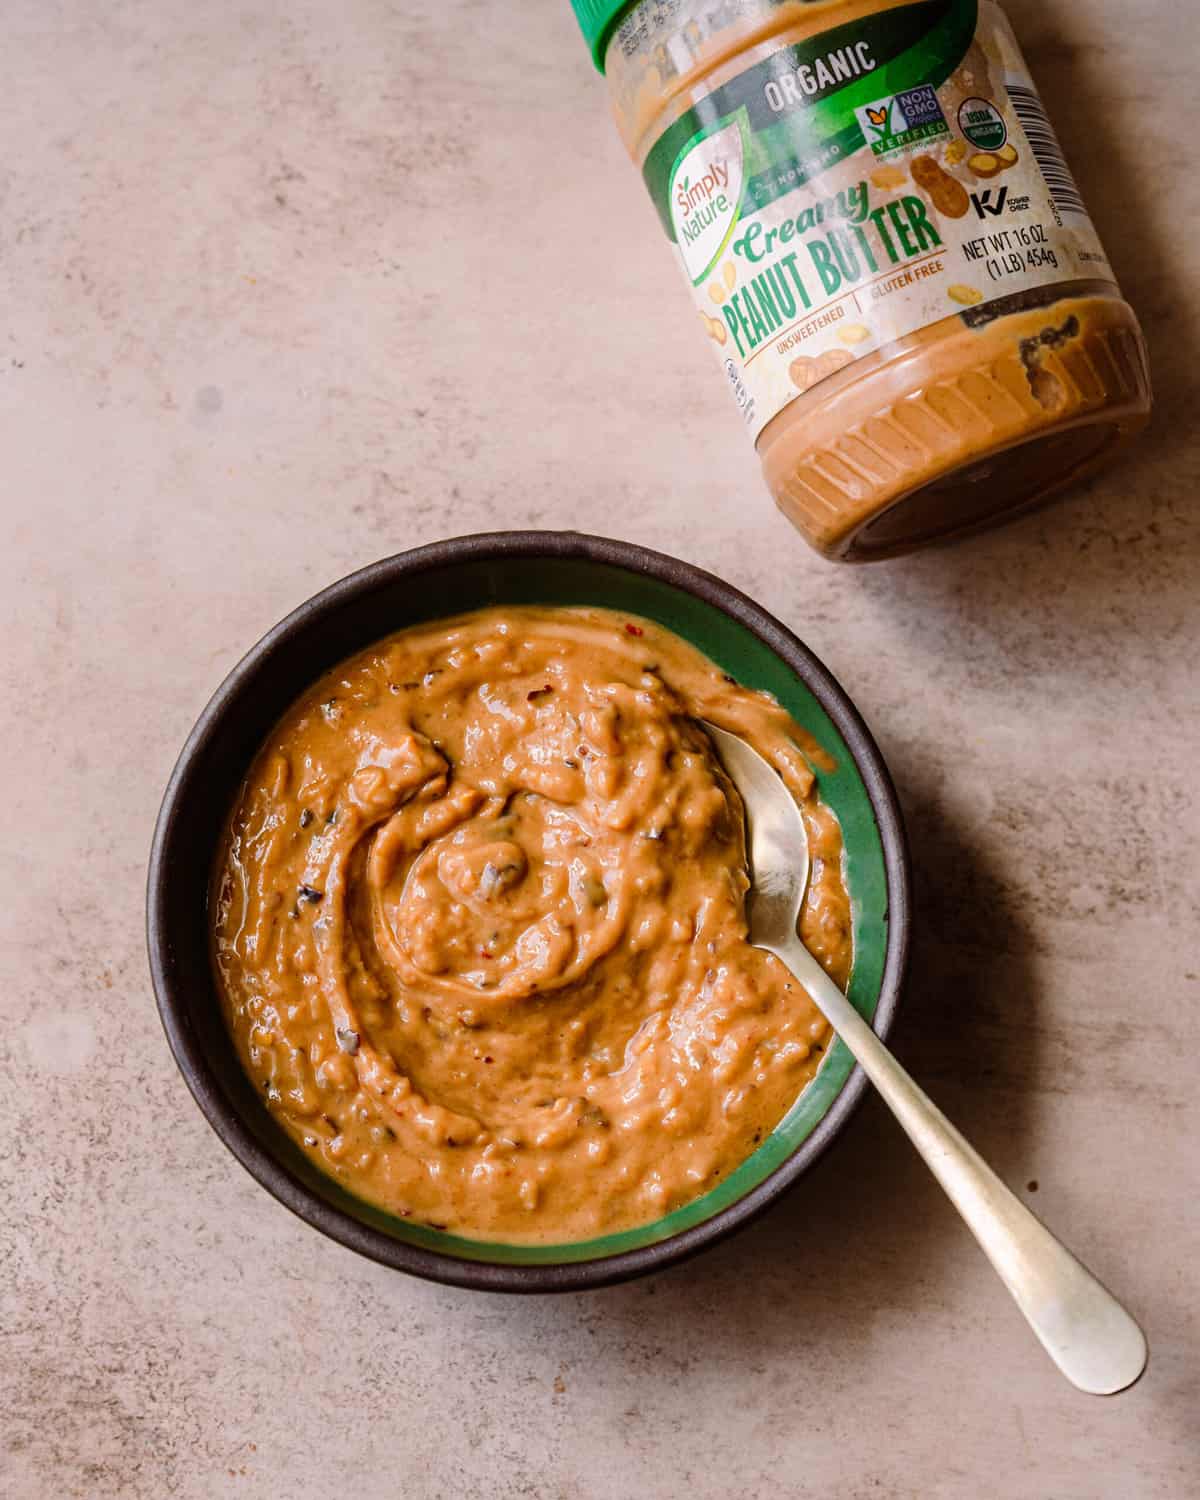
<box><xmin>569</xmin><ymin>0</ymin><xmax>1151</xmax><ymax>560</ymax></box>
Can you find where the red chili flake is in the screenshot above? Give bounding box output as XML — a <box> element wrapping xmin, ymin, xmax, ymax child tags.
<box><xmin>624</xmin><ymin>623</ymin><xmax>644</xmax><ymax>636</ymax></box>
<box><xmin>480</xmin><ymin>948</ymin><xmax>493</xmax><ymax>959</ymax></box>
<box><xmin>527</xmin><ymin>683</ymin><xmax>553</xmax><ymax>701</ymax></box>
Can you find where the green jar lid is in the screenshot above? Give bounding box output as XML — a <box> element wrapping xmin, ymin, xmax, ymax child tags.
<box><xmin>568</xmin><ymin>0</ymin><xmax>633</xmax><ymax>71</ymax></box>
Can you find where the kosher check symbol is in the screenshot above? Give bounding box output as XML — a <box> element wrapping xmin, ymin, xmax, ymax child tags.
<box><xmin>972</xmin><ymin>185</ymin><xmax>1009</xmax><ymax>218</ymax></box>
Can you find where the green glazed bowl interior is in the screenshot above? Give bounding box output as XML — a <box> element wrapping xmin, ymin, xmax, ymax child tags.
<box><xmin>148</xmin><ymin>532</ymin><xmax>909</xmax><ymax>1290</ymax></box>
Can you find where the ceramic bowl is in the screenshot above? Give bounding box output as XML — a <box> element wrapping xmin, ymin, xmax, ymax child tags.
<box><xmin>147</xmin><ymin>532</ymin><xmax>910</xmax><ymax>1290</ymax></box>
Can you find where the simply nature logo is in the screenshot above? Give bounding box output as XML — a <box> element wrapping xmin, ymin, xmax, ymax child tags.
<box><xmin>670</xmin><ymin>120</ymin><xmax>745</xmax><ymax>283</ymax></box>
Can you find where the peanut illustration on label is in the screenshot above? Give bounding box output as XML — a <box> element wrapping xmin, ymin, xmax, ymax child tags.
<box><xmin>788</xmin><ymin>356</ymin><xmax>819</xmax><ymax>391</ymax></box>
<box><xmin>910</xmin><ymin>154</ymin><xmax>969</xmax><ymax>219</ymax></box>
<box><xmin>700</xmin><ymin>310</ymin><xmax>727</xmax><ymax>345</ymax></box>
<box><xmin>820</xmin><ymin>349</ymin><xmax>854</xmax><ymax>375</ymax></box>
<box><xmin>967</xmin><ymin>152</ymin><xmax>1001</xmax><ymax>177</ymax></box>
<box><xmin>869</xmin><ymin>164</ymin><xmax>907</xmax><ymax>191</ymax></box>
<box><xmin>968</xmin><ymin>142</ymin><xmax>1019</xmax><ymax>178</ymax></box>
<box><xmin>789</xmin><ymin>348</ymin><xmax>854</xmax><ymax>391</ymax></box>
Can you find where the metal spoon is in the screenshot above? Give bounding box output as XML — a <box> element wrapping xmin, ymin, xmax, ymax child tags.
<box><xmin>705</xmin><ymin>722</ymin><xmax>1148</xmax><ymax>1396</ymax></box>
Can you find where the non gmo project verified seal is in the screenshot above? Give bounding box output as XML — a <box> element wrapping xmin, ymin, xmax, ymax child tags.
<box><xmin>856</xmin><ymin>86</ymin><xmax>950</xmax><ymax>155</ymax></box>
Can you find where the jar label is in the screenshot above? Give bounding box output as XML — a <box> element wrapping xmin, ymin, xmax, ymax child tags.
<box><xmin>641</xmin><ymin>0</ymin><xmax>1117</xmax><ymax>439</ymax></box>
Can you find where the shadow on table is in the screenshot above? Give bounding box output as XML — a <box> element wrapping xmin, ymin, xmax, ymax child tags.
<box><xmin>1027</xmin><ymin>13</ymin><xmax>1197</xmax><ymax>452</ymax></box>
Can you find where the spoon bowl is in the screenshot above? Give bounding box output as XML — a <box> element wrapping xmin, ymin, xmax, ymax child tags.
<box><xmin>706</xmin><ymin>722</ymin><xmax>812</xmax><ymax>954</ymax></box>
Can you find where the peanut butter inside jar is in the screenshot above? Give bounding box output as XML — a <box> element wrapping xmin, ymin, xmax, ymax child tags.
<box><xmin>579</xmin><ymin>0</ymin><xmax>1151</xmax><ymax>560</ymax></box>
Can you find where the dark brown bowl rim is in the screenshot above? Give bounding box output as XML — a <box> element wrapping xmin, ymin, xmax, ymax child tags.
<box><xmin>147</xmin><ymin>531</ymin><xmax>910</xmax><ymax>1292</ymax></box>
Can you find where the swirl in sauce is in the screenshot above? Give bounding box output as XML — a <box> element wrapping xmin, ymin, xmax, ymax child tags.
<box><xmin>214</xmin><ymin>607</ymin><xmax>852</xmax><ymax>1242</ymax></box>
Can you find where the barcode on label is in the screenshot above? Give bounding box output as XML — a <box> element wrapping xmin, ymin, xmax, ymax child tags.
<box><xmin>1004</xmin><ymin>81</ymin><xmax>1088</xmax><ymax>217</ymax></box>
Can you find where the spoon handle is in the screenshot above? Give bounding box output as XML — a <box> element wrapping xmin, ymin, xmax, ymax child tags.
<box><xmin>777</xmin><ymin>934</ymin><xmax>1148</xmax><ymax>1396</ymax></box>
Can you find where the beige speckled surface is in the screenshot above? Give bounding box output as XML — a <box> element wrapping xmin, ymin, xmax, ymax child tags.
<box><xmin>2</xmin><ymin>1</ymin><xmax>1197</xmax><ymax>1496</ymax></box>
